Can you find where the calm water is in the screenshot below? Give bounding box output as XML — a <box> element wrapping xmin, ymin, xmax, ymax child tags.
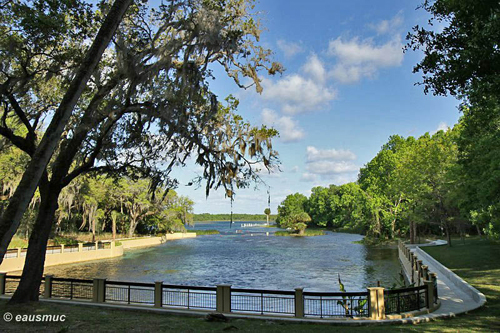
<box><xmin>43</xmin><ymin>222</ymin><xmax>400</xmax><ymax>291</ymax></box>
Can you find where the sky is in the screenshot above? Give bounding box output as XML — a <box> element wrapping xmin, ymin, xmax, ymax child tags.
<box><xmin>170</xmin><ymin>0</ymin><xmax>461</xmax><ymax>215</ymax></box>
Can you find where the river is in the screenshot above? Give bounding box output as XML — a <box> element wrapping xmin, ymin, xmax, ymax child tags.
<box><xmin>43</xmin><ymin>222</ymin><xmax>400</xmax><ymax>292</ymax></box>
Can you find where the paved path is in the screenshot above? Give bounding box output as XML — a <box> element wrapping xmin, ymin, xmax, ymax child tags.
<box><xmin>398</xmin><ymin>242</ymin><xmax>486</xmax><ymax>324</ymax></box>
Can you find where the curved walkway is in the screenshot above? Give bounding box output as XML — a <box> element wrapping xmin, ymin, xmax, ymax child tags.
<box><xmin>398</xmin><ymin>241</ymin><xmax>486</xmax><ymax>324</ymax></box>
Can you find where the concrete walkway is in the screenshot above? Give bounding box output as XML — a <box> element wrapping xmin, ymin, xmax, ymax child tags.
<box><xmin>397</xmin><ymin>242</ymin><xmax>487</xmax><ymax>324</ymax></box>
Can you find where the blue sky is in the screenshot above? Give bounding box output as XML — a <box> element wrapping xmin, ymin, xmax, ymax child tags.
<box><xmin>171</xmin><ymin>0</ymin><xmax>460</xmax><ymax>214</ymax></box>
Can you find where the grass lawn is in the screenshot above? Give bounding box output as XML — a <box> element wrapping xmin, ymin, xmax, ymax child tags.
<box><xmin>1</xmin><ymin>237</ymin><xmax>499</xmax><ymax>332</ymax></box>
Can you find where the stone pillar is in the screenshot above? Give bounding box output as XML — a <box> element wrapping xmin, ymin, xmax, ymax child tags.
<box><xmin>216</xmin><ymin>284</ymin><xmax>231</xmax><ymax>313</ymax></box>
<box><xmin>421</xmin><ymin>265</ymin><xmax>429</xmax><ymax>280</ymax></box>
<box><xmin>154</xmin><ymin>281</ymin><xmax>163</xmax><ymax>308</ymax></box>
<box><xmin>60</xmin><ymin>244</ymin><xmax>65</xmax><ymax>253</ymax></box>
<box><xmin>78</xmin><ymin>243</ymin><xmax>83</xmax><ymax>252</ymax></box>
<box><xmin>17</xmin><ymin>247</ymin><xmax>22</xmax><ymax>258</ymax></box>
<box><xmin>417</xmin><ymin>260</ymin><xmax>423</xmax><ymax>285</ymax></box>
<box><xmin>44</xmin><ymin>275</ymin><xmax>53</xmax><ymax>298</ymax></box>
<box><xmin>95</xmin><ymin>241</ymin><xmax>99</xmax><ymax>251</ymax></box>
<box><xmin>93</xmin><ymin>278</ymin><xmax>106</xmax><ymax>303</ymax></box>
<box><xmin>294</xmin><ymin>288</ymin><xmax>304</xmax><ymax>318</ymax></box>
<box><xmin>111</xmin><ymin>241</ymin><xmax>115</xmax><ymax>250</ymax></box>
<box><xmin>368</xmin><ymin>287</ymin><xmax>385</xmax><ymax>320</ymax></box>
<box><xmin>0</xmin><ymin>273</ymin><xmax>6</xmax><ymax>295</ymax></box>
<box><xmin>424</xmin><ymin>280</ymin><xmax>434</xmax><ymax>308</ymax></box>
<box><xmin>430</xmin><ymin>273</ymin><xmax>438</xmax><ymax>301</ymax></box>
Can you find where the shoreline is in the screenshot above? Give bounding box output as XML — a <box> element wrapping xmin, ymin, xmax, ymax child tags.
<box><xmin>0</xmin><ymin>233</ymin><xmax>196</xmax><ymax>273</ymax></box>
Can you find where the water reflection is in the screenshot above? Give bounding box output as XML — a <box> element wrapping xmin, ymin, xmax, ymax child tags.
<box><xmin>43</xmin><ymin>222</ymin><xmax>400</xmax><ymax>291</ymax></box>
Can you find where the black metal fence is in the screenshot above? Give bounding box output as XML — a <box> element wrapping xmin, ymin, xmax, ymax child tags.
<box><xmin>163</xmin><ymin>284</ymin><xmax>216</xmax><ymax>310</ymax></box>
<box><xmin>1</xmin><ymin>274</ymin><xmax>434</xmax><ymax>319</ymax></box>
<box><xmin>106</xmin><ymin>281</ymin><xmax>155</xmax><ymax>304</ymax></box>
<box><xmin>231</xmin><ymin>288</ymin><xmax>295</xmax><ymax>315</ymax></box>
<box><xmin>384</xmin><ymin>285</ymin><xmax>427</xmax><ymax>314</ymax></box>
<box><xmin>51</xmin><ymin>277</ymin><xmax>94</xmax><ymax>300</ymax></box>
<box><xmin>304</xmin><ymin>291</ymin><xmax>369</xmax><ymax>318</ymax></box>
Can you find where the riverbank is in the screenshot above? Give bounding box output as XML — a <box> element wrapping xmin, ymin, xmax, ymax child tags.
<box><xmin>0</xmin><ymin>237</ymin><xmax>497</xmax><ymax>332</ymax></box>
<box><xmin>1</xmin><ymin>233</ymin><xmax>196</xmax><ymax>273</ymax></box>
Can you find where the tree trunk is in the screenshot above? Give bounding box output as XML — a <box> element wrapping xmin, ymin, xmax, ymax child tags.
<box><xmin>410</xmin><ymin>220</ymin><xmax>416</xmax><ymax>244</ymax></box>
<box><xmin>0</xmin><ymin>0</ymin><xmax>133</xmax><ymax>264</ymax></box>
<box><xmin>9</xmin><ymin>185</ymin><xmax>61</xmax><ymax>303</ymax></box>
<box><xmin>445</xmin><ymin>223</ymin><xmax>452</xmax><ymax>247</ymax></box>
<box><xmin>112</xmin><ymin>216</ymin><xmax>116</xmax><ymax>240</ymax></box>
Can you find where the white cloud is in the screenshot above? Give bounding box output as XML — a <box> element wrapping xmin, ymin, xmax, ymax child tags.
<box><xmin>327</xmin><ymin>36</ymin><xmax>404</xmax><ymax>84</ymax></box>
<box><xmin>300</xmin><ymin>173</ymin><xmax>317</xmax><ymax>182</ymax></box>
<box><xmin>277</xmin><ymin>39</ymin><xmax>304</xmax><ymax>58</ymax></box>
<box><xmin>261</xmin><ymin>108</ymin><xmax>305</xmax><ymax>143</ymax></box>
<box><xmin>261</xmin><ymin>75</ymin><xmax>337</xmax><ymax>114</ymax></box>
<box><xmin>252</xmin><ymin>160</ymin><xmax>281</xmax><ymax>177</ymax></box>
<box><xmin>301</xmin><ymin>54</ymin><xmax>327</xmax><ymax>83</ymax></box>
<box><xmin>306</xmin><ymin>161</ymin><xmax>359</xmax><ymax>175</ymax></box>
<box><xmin>369</xmin><ymin>11</ymin><xmax>403</xmax><ymax>35</ymax></box>
<box><xmin>435</xmin><ymin>121</ymin><xmax>449</xmax><ymax>133</ymax></box>
<box><xmin>306</xmin><ymin>146</ymin><xmax>356</xmax><ymax>162</ymax></box>
<box><xmin>289</xmin><ymin>165</ymin><xmax>299</xmax><ymax>173</ymax></box>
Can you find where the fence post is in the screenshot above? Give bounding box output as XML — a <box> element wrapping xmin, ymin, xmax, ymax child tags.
<box><xmin>60</xmin><ymin>244</ymin><xmax>65</xmax><ymax>254</ymax></box>
<box><xmin>216</xmin><ymin>284</ymin><xmax>231</xmax><ymax>313</ymax></box>
<box><xmin>294</xmin><ymin>288</ymin><xmax>304</xmax><ymax>318</ymax></box>
<box><xmin>421</xmin><ymin>265</ymin><xmax>429</xmax><ymax>280</ymax></box>
<box><xmin>0</xmin><ymin>273</ymin><xmax>5</xmax><ymax>295</ymax></box>
<box><xmin>93</xmin><ymin>278</ymin><xmax>106</xmax><ymax>303</ymax></box>
<box><xmin>430</xmin><ymin>273</ymin><xmax>438</xmax><ymax>302</ymax></box>
<box><xmin>78</xmin><ymin>243</ymin><xmax>83</xmax><ymax>252</ymax></box>
<box><xmin>17</xmin><ymin>247</ymin><xmax>22</xmax><ymax>258</ymax></box>
<box><xmin>95</xmin><ymin>241</ymin><xmax>99</xmax><ymax>251</ymax></box>
<box><xmin>368</xmin><ymin>287</ymin><xmax>385</xmax><ymax>320</ymax></box>
<box><xmin>44</xmin><ymin>275</ymin><xmax>53</xmax><ymax>298</ymax></box>
<box><xmin>424</xmin><ymin>280</ymin><xmax>434</xmax><ymax>309</ymax></box>
<box><xmin>417</xmin><ymin>260</ymin><xmax>423</xmax><ymax>285</ymax></box>
<box><xmin>111</xmin><ymin>241</ymin><xmax>115</xmax><ymax>250</ymax></box>
<box><xmin>154</xmin><ymin>281</ymin><xmax>163</xmax><ymax>308</ymax></box>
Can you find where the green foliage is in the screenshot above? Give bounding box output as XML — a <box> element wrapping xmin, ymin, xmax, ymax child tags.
<box><xmin>406</xmin><ymin>0</ymin><xmax>500</xmax><ymax>102</ymax></box>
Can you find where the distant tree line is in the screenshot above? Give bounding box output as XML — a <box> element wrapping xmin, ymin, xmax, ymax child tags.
<box><xmin>194</xmin><ymin>213</ymin><xmax>276</xmax><ymax>222</ymax></box>
<box><xmin>277</xmin><ymin>0</ymin><xmax>500</xmax><ymax>244</ymax></box>
<box><xmin>0</xmin><ymin>150</ymin><xmax>195</xmax><ymax>240</ymax></box>
<box><xmin>277</xmin><ymin>126</ymin><xmax>498</xmax><ymax>244</ymax></box>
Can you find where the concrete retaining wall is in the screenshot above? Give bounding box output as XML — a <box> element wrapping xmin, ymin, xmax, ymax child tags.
<box><xmin>414</xmin><ymin>247</ymin><xmax>486</xmax><ymax>305</ymax></box>
<box><xmin>120</xmin><ymin>233</ymin><xmax>196</xmax><ymax>249</ymax></box>
<box><xmin>1</xmin><ymin>244</ymin><xmax>123</xmax><ymax>273</ymax></box>
<box><xmin>1</xmin><ymin>232</ymin><xmax>196</xmax><ymax>273</ymax></box>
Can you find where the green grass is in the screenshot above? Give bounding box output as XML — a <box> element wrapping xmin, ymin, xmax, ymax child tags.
<box><xmin>1</xmin><ymin>236</ymin><xmax>499</xmax><ymax>332</ymax></box>
<box><xmin>191</xmin><ymin>229</ymin><xmax>220</xmax><ymax>235</ymax></box>
<box><xmin>275</xmin><ymin>229</ymin><xmax>325</xmax><ymax>236</ymax></box>
<box><xmin>7</xmin><ymin>236</ymin><xmax>28</xmax><ymax>249</ymax></box>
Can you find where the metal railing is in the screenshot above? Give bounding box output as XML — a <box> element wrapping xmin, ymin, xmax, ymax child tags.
<box><xmin>0</xmin><ymin>274</ymin><xmax>436</xmax><ymax>320</ymax></box>
<box><xmin>4</xmin><ymin>241</ymin><xmax>113</xmax><ymax>259</ymax></box>
<box><xmin>162</xmin><ymin>284</ymin><xmax>216</xmax><ymax>310</ymax></box>
<box><xmin>51</xmin><ymin>277</ymin><xmax>94</xmax><ymax>300</ymax></box>
<box><xmin>231</xmin><ymin>288</ymin><xmax>295</xmax><ymax>315</ymax></box>
<box><xmin>304</xmin><ymin>291</ymin><xmax>369</xmax><ymax>318</ymax></box>
<box><xmin>384</xmin><ymin>285</ymin><xmax>427</xmax><ymax>314</ymax></box>
<box><xmin>105</xmin><ymin>281</ymin><xmax>155</xmax><ymax>305</ymax></box>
